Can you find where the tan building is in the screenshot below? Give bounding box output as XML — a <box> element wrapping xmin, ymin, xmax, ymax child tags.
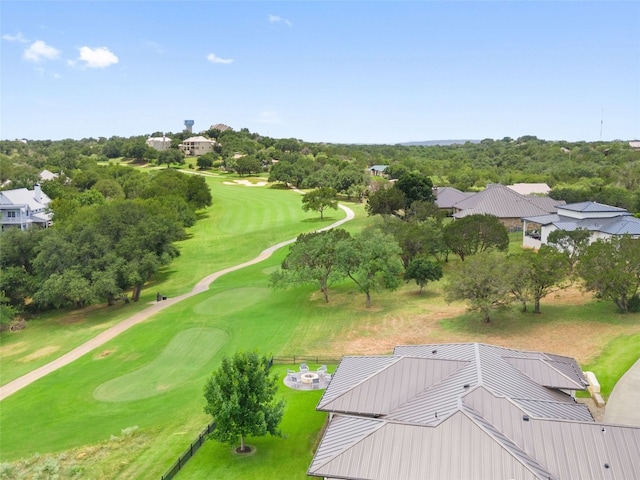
<box><xmin>146</xmin><ymin>136</ymin><xmax>173</xmax><ymax>151</ymax></box>
<box><xmin>180</xmin><ymin>136</ymin><xmax>216</xmax><ymax>156</ymax></box>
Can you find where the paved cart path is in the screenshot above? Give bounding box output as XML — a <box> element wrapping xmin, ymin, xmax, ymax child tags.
<box><xmin>603</xmin><ymin>357</ymin><xmax>640</xmax><ymax>426</ymax></box>
<box><xmin>0</xmin><ymin>204</ymin><xmax>354</xmax><ymax>401</ymax></box>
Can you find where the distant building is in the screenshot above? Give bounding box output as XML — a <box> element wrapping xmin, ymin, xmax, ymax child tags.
<box><xmin>39</xmin><ymin>169</ymin><xmax>59</xmax><ymax>181</ymax></box>
<box><xmin>368</xmin><ymin>165</ymin><xmax>388</xmax><ymax>176</ymax></box>
<box><xmin>507</xmin><ymin>183</ymin><xmax>551</xmax><ymax>196</ymax></box>
<box><xmin>209</xmin><ymin>123</ymin><xmax>233</xmax><ymax>132</ymax></box>
<box><xmin>179</xmin><ymin>136</ymin><xmax>216</xmax><ymax>156</ymax></box>
<box><xmin>146</xmin><ymin>136</ymin><xmax>173</xmax><ymax>152</ymax></box>
<box><xmin>629</xmin><ymin>141</ymin><xmax>640</xmax><ymax>150</ymax></box>
<box><xmin>0</xmin><ymin>184</ymin><xmax>52</xmax><ymax>231</ymax></box>
<box><xmin>433</xmin><ymin>186</ymin><xmax>474</xmax><ymax>212</ymax></box>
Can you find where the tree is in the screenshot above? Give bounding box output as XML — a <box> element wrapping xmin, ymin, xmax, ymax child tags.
<box><xmin>507</xmin><ymin>247</ymin><xmax>569</xmax><ymax>313</ymax></box>
<box><xmin>576</xmin><ymin>235</ymin><xmax>640</xmax><ymax>313</ymax></box>
<box><xmin>405</xmin><ymin>257</ymin><xmax>443</xmax><ymax>293</ymax></box>
<box><xmin>158</xmin><ymin>149</ymin><xmax>184</xmax><ymax>168</ymax></box>
<box><xmin>338</xmin><ymin>229</ymin><xmax>404</xmax><ymax>308</ymax></box>
<box><xmin>197</xmin><ymin>153</ymin><xmax>215</xmax><ymax>170</ymax></box>
<box><xmin>203</xmin><ymin>351</ymin><xmax>285</xmax><ymax>453</ymax></box>
<box><xmin>547</xmin><ymin>228</ymin><xmax>591</xmax><ymax>271</ymax></box>
<box><xmin>301</xmin><ymin>187</ymin><xmax>338</xmax><ymax>219</ymax></box>
<box><xmin>444</xmin><ymin>214</ymin><xmax>509</xmax><ymax>261</ymax></box>
<box><xmin>395</xmin><ymin>172</ymin><xmax>434</xmax><ymax>208</ymax></box>
<box><xmin>235</xmin><ymin>156</ymin><xmax>262</xmax><ymax>176</ymax></box>
<box><xmin>444</xmin><ymin>252</ymin><xmax>513</xmax><ymax>323</ymax></box>
<box><xmin>366</xmin><ymin>186</ymin><xmax>406</xmax><ymax>217</ymax></box>
<box><xmin>270</xmin><ymin>229</ymin><xmax>351</xmax><ymax>302</ymax></box>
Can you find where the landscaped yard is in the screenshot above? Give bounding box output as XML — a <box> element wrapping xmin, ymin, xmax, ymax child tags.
<box><xmin>1</xmin><ymin>174</ymin><xmax>638</xmax><ymax>479</ymax></box>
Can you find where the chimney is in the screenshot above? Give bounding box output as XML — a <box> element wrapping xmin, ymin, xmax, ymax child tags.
<box><xmin>34</xmin><ymin>183</ymin><xmax>42</xmax><ymax>203</ymax></box>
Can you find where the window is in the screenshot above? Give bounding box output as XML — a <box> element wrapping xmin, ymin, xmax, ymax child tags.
<box><xmin>7</xmin><ymin>211</ymin><xmax>16</xmax><ymax>218</ymax></box>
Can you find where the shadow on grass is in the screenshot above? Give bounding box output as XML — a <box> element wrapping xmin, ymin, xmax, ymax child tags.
<box><xmin>301</xmin><ymin>217</ymin><xmax>338</xmax><ymax>224</ymax></box>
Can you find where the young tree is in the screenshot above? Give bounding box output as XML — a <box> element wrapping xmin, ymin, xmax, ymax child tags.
<box><xmin>270</xmin><ymin>229</ymin><xmax>351</xmax><ymax>302</ymax></box>
<box><xmin>197</xmin><ymin>153</ymin><xmax>215</xmax><ymax>170</ymax></box>
<box><xmin>405</xmin><ymin>257</ymin><xmax>443</xmax><ymax>293</ymax></box>
<box><xmin>366</xmin><ymin>186</ymin><xmax>406</xmax><ymax>217</ymax></box>
<box><xmin>203</xmin><ymin>351</ymin><xmax>285</xmax><ymax>453</ymax></box>
<box><xmin>444</xmin><ymin>252</ymin><xmax>513</xmax><ymax>323</ymax></box>
<box><xmin>576</xmin><ymin>235</ymin><xmax>640</xmax><ymax>313</ymax></box>
<box><xmin>301</xmin><ymin>187</ymin><xmax>338</xmax><ymax>219</ymax></box>
<box><xmin>444</xmin><ymin>214</ymin><xmax>509</xmax><ymax>261</ymax></box>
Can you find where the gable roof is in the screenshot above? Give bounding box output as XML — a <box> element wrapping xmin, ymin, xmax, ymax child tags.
<box><xmin>452</xmin><ymin>184</ymin><xmax>564</xmax><ymax>219</ymax></box>
<box><xmin>309</xmin><ymin>343</ymin><xmax>640</xmax><ymax>479</ymax></box>
<box><xmin>434</xmin><ymin>186</ymin><xmax>473</xmax><ymax>209</ymax></box>
<box><xmin>369</xmin><ymin>165</ymin><xmax>388</xmax><ymax>172</ymax></box>
<box><xmin>0</xmin><ymin>187</ymin><xmax>51</xmax><ymax>210</ymax></box>
<box><xmin>507</xmin><ymin>183</ymin><xmax>551</xmax><ymax>196</ymax></box>
<box><xmin>559</xmin><ymin>201</ymin><xmax>628</xmax><ymax>214</ymax></box>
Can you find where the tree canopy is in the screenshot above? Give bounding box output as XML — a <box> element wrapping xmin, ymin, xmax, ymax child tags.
<box><xmin>203</xmin><ymin>351</ymin><xmax>285</xmax><ymax>453</ymax></box>
<box><xmin>301</xmin><ymin>187</ymin><xmax>339</xmax><ymax>219</ymax></box>
<box><xmin>444</xmin><ymin>214</ymin><xmax>509</xmax><ymax>261</ymax></box>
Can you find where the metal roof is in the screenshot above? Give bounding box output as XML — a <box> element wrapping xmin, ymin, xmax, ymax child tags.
<box><xmin>523</xmin><ymin>213</ymin><xmax>640</xmax><ymax>236</ymax></box>
<box><xmin>452</xmin><ymin>184</ymin><xmax>563</xmax><ymax>219</ymax></box>
<box><xmin>559</xmin><ymin>201</ymin><xmax>628</xmax><ymax>213</ymax></box>
<box><xmin>434</xmin><ymin>187</ymin><xmax>473</xmax><ymax>209</ymax></box>
<box><xmin>0</xmin><ymin>187</ymin><xmax>51</xmax><ymax>211</ymax></box>
<box><xmin>309</xmin><ymin>343</ymin><xmax>640</xmax><ymax>479</ymax></box>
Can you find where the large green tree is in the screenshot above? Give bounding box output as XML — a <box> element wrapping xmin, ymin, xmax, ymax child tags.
<box><xmin>203</xmin><ymin>351</ymin><xmax>285</xmax><ymax>453</ymax></box>
<box><xmin>270</xmin><ymin>229</ymin><xmax>351</xmax><ymax>302</ymax></box>
<box><xmin>546</xmin><ymin>228</ymin><xmax>591</xmax><ymax>271</ymax></box>
<box><xmin>576</xmin><ymin>235</ymin><xmax>640</xmax><ymax>313</ymax></box>
<box><xmin>395</xmin><ymin>172</ymin><xmax>434</xmax><ymax>208</ymax></box>
<box><xmin>444</xmin><ymin>252</ymin><xmax>513</xmax><ymax>323</ymax></box>
<box><xmin>444</xmin><ymin>214</ymin><xmax>509</xmax><ymax>261</ymax></box>
<box><xmin>301</xmin><ymin>187</ymin><xmax>338</xmax><ymax>219</ymax></box>
<box><xmin>366</xmin><ymin>186</ymin><xmax>406</xmax><ymax>217</ymax></box>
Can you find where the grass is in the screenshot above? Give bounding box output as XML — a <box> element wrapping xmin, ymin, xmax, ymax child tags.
<box><xmin>1</xmin><ymin>180</ymin><xmax>639</xmax><ymax>479</ymax></box>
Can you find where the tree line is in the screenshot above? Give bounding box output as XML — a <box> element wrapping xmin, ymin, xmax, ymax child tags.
<box><xmin>0</xmin><ymin>167</ymin><xmax>212</xmax><ymax>327</ymax></box>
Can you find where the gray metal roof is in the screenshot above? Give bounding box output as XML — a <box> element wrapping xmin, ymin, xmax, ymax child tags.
<box><xmin>452</xmin><ymin>184</ymin><xmax>563</xmax><ymax>219</ymax></box>
<box><xmin>309</xmin><ymin>343</ymin><xmax>640</xmax><ymax>479</ymax></box>
<box><xmin>560</xmin><ymin>201</ymin><xmax>628</xmax><ymax>213</ymax></box>
<box><xmin>524</xmin><ymin>213</ymin><xmax>640</xmax><ymax>236</ymax></box>
<box><xmin>434</xmin><ymin>186</ymin><xmax>473</xmax><ymax>209</ymax></box>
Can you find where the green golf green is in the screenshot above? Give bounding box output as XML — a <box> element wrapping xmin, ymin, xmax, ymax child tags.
<box><xmin>93</xmin><ymin>327</ymin><xmax>227</xmax><ymax>402</ymax></box>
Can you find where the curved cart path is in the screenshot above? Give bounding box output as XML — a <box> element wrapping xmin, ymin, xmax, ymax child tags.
<box><xmin>0</xmin><ymin>204</ymin><xmax>354</xmax><ymax>401</ymax></box>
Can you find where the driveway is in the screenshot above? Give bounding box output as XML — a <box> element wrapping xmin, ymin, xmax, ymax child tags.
<box><xmin>603</xmin><ymin>357</ymin><xmax>640</xmax><ymax>426</ymax></box>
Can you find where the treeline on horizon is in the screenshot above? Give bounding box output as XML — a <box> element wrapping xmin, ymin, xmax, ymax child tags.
<box><xmin>1</xmin><ymin>129</ymin><xmax>639</xmax><ymax>323</ymax></box>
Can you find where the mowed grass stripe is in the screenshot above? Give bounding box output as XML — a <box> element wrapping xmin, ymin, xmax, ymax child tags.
<box><xmin>93</xmin><ymin>328</ymin><xmax>227</xmax><ymax>402</ymax></box>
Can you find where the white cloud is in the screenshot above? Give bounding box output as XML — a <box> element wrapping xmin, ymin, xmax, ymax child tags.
<box><xmin>76</xmin><ymin>46</ymin><xmax>119</xmax><ymax>68</ymax></box>
<box><xmin>23</xmin><ymin>40</ymin><xmax>60</xmax><ymax>62</ymax></box>
<box><xmin>268</xmin><ymin>14</ymin><xmax>292</xmax><ymax>26</ymax></box>
<box><xmin>206</xmin><ymin>53</ymin><xmax>234</xmax><ymax>64</ymax></box>
<box><xmin>2</xmin><ymin>32</ymin><xmax>28</xmax><ymax>43</ymax></box>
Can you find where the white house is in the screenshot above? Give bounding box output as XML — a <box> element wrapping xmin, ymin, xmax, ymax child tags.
<box><xmin>0</xmin><ymin>184</ymin><xmax>52</xmax><ymax>231</ymax></box>
<box><xmin>145</xmin><ymin>136</ymin><xmax>173</xmax><ymax>152</ymax></box>
<box><xmin>179</xmin><ymin>136</ymin><xmax>216</xmax><ymax>156</ymax></box>
<box><xmin>522</xmin><ymin>201</ymin><xmax>640</xmax><ymax>249</ymax></box>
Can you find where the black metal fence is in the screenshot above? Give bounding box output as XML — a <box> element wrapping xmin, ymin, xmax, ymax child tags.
<box><xmin>159</xmin><ymin>355</ymin><xmax>339</xmax><ymax>479</ymax></box>
<box><xmin>161</xmin><ymin>420</ymin><xmax>216</xmax><ymax>480</ymax></box>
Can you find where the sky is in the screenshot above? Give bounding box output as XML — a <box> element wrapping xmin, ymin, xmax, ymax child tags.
<box><xmin>1</xmin><ymin>1</ymin><xmax>639</xmax><ymax>144</ymax></box>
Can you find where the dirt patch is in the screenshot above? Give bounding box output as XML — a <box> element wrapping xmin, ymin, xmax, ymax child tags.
<box><xmin>96</xmin><ymin>349</ymin><xmax>115</xmax><ymax>359</ymax></box>
<box><xmin>0</xmin><ymin>341</ymin><xmax>27</xmax><ymax>357</ymax></box>
<box><xmin>21</xmin><ymin>345</ymin><xmax>61</xmax><ymax>362</ymax></box>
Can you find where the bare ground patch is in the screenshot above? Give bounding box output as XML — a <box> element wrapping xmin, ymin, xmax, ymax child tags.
<box><xmin>20</xmin><ymin>345</ymin><xmax>61</xmax><ymax>362</ymax></box>
<box><xmin>0</xmin><ymin>341</ymin><xmax>27</xmax><ymax>357</ymax></box>
<box><xmin>95</xmin><ymin>349</ymin><xmax>115</xmax><ymax>359</ymax></box>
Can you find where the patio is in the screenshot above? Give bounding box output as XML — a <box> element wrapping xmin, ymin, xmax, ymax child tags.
<box><xmin>283</xmin><ymin>364</ymin><xmax>331</xmax><ymax>390</ymax></box>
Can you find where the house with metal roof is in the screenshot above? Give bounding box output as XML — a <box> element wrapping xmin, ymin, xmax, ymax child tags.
<box><xmin>452</xmin><ymin>184</ymin><xmax>564</xmax><ymax>230</ymax></box>
<box><xmin>507</xmin><ymin>183</ymin><xmax>551</xmax><ymax>196</ymax></box>
<box><xmin>368</xmin><ymin>165</ymin><xmax>388</xmax><ymax>176</ymax></box>
<box><xmin>308</xmin><ymin>343</ymin><xmax>640</xmax><ymax>480</ymax></box>
<box><xmin>433</xmin><ymin>186</ymin><xmax>474</xmax><ymax>211</ymax></box>
<box><xmin>0</xmin><ymin>184</ymin><xmax>52</xmax><ymax>231</ymax></box>
<box><xmin>522</xmin><ymin>201</ymin><xmax>640</xmax><ymax>249</ymax></box>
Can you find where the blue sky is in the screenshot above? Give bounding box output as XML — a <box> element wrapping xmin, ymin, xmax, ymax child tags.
<box><xmin>2</xmin><ymin>1</ymin><xmax>639</xmax><ymax>144</ymax></box>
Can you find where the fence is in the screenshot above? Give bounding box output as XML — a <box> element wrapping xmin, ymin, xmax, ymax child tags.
<box><xmin>161</xmin><ymin>420</ymin><xmax>216</xmax><ymax>480</ymax></box>
<box><xmin>159</xmin><ymin>355</ymin><xmax>339</xmax><ymax>479</ymax></box>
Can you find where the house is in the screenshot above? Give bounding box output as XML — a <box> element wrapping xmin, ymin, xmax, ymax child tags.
<box><xmin>308</xmin><ymin>343</ymin><xmax>640</xmax><ymax>480</ymax></box>
<box><xmin>146</xmin><ymin>136</ymin><xmax>173</xmax><ymax>152</ymax></box>
<box><xmin>39</xmin><ymin>169</ymin><xmax>59</xmax><ymax>181</ymax></box>
<box><xmin>0</xmin><ymin>184</ymin><xmax>52</xmax><ymax>231</ymax></box>
<box><xmin>452</xmin><ymin>183</ymin><xmax>564</xmax><ymax>230</ymax></box>
<box><xmin>629</xmin><ymin>141</ymin><xmax>640</xmax><ymax>151</ymax></box>
<box><xmin>209</xmin><ymin>123</ymin><xmax>233</xmax><ymax>132</ymax></box>
<box><xmin>433</xmin><ymin>186</ymin><xmax>473</xmax><ymax>212</ymax></box>
<box><xmin>368</xmin><ymin>165</ymin><xmax>388</xmax><ymax>176</ymax></box>
<box><xmin>522</xmin><ymin>201</ymin><xmax>640</xmax><ymax>249</ymax></box>
<box><xmin>179</xmin><ymin>136</ymin><xmax>216</xmax><ymax>156</ymax></box>
<box><xmin>507</xmin><ymin>183</ymin><xmax>551</xmax><ymax>196</ymax></box>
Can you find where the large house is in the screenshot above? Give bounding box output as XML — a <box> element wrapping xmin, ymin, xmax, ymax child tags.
<box><xmin>0</xmin><ymin>184</ymin><xmax>52</xmax><ymax>231</ymax></box>
<box><xmin>179</xmin><ymin>136</ymin><xmax>216</xmax><ymax>156</ymax></box>
<box><xmin>308</xmin><ymin>343</ymin><xmax>640</xmax><ymax>480</ymax></box>
<box><xmin>433</xmin><ymin>186</ymin><xmax>473</xmax><ymax>213</ymax></box>
<box><xmin>146</xmin><ymin>136</ymin><xmax>173</xmax><ymax>151</ymax></box>
<box><xmin>522</xmin><ymin>201</ymin><xmax>640</xmax><ymax>249</ymax></box>
<box><xmin>451</xmin><ymin>183</ymin><xmax>564</xmax><ymax>230</ymax></box>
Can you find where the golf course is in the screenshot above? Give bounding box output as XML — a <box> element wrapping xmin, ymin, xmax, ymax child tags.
<box><xmin>1</xmin><ymin>173</ymin><xmax>639</xmax><ymax>479</ymax></box>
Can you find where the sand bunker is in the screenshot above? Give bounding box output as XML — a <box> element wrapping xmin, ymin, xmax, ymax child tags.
<box><xmin>223</xmin><ymin>179</ymin><xmax>268</xmax><ymax>187</ymax></box>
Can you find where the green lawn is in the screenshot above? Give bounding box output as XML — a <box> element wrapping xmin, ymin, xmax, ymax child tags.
<box><xmin>1</xmin><ymin>178</ymin><xmax>639</xmax><ymax>479</ymax></box>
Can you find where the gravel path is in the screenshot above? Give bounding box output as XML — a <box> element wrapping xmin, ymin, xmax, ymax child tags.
<box><xmin>0</xmin><ymin>204</ymin><xmax>354</xmax><ymax>401</ymax></box>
